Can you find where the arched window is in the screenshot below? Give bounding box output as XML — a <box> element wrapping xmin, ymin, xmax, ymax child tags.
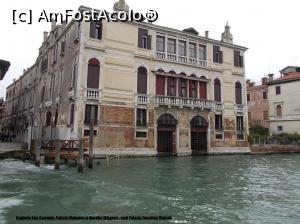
<box><xmin>235</xmin><ymin>82</ymin><xmax>242</xmax><ymax>104</ymax></box>
<box><xmin>137</xmin><ymin>67</ymin><xmax>147</xmax><ymax>94</ymax></box>
<box><xmin>276</xmin><ymin>105</ymin><xmax>282</xmax><ymax>117</ymax></box>
<box><xmin>199</xmin><ymin>76</ymin><xmax>207</xmax><ymax>100</ymax></box>
<box><xmin>157</xmin><ymin>114</ymin><xmax>177</xmax><ymax>126</ymax></box>
<box><xmin>87</xmin><ymin>58</ymin><xmax>100</xmax><ymax>89</ymax></box>
<box><xmin>214</xmin><ymin>78</ymin><xmax>221</xmax><ymax>102</ymax></box>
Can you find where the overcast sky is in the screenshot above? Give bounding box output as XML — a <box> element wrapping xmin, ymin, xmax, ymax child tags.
<box><xmin>1</xmin><ymin>0</ymin><xmax>299</xmax><ymax>96</ymax></box>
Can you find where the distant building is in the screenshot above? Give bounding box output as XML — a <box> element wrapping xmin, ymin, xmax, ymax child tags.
<box><xmin>267</xmin><ymin>71</ymin><xmax>300</xmax><ymax>134</ymax></box>
<box><xmin>247</xmin><ymin>76</ymin><xmax>270</xmax><ymax>130</ymax></box>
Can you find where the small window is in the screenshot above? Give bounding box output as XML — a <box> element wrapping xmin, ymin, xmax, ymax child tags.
<box><xmin>248</xmin><ymin>112</ymin><xmax>251</xmax><ymax>121</ymax></box>
<box><xmin>84</xmin><ymin>130</ymin><xmax>97</xmax><ymax>136</ymax></box>
<box><xmin>136</xmin><ymin>131</ymin><xmax>147</xmax><ymax>138</ymax></box>
<box><xmin>215</xmin><ymin>133</ymin><xmax>223</xmax><ymax>139</ymax></box>
<box><xmin>69</xmin><ymin>104</ymin><xmax>75</xmax><ymax>125</ymax></box>
<box><xmin>263</xmin><ymin>110</ymin><xmax>268</xmax><ymax>120</ymax></box>
<box><xmin>263</xmin><ymin>91</ymin><xmax>267</xmax><ymax>99</ymax></box>
<box><xmin>90</xmin><ymin>21</ymin><xmax>102</xmax><ymax>40</ymax></box>
<box><xmin>136</xmin><ymin>109</ymin><xmax>147</xmax><ymax>127</ymax></box>
<box><xmin>276</xmin><ymin>86</ymin><xmax>281</xmax><ymax>95</ymax></box>
<box><xmin>156</xmin><ymin>36</ymin><xmax>165</xmax><ymax>52</ymax></box>
<box><xmin>84</xmin><ymin>105</ymin><xmax>98</xmax><ymax>125</ymax></box>
<box><xmin>213</xmin><ymin>45</ymin><xmax>223</xmax><ymax>63</ymax></box>
<box><xmin>45</xmin><ymin>111</ymin><xmax>52</xmax><ymax>126</ymax></box>
<box><xmin>215</xmin><ymin>114</ymin><xmax>223</xmax><ymax>131</ymax></box>
<box><xmin>247</xmin><ymin>93</ymin><xmax>250</xmax><ymax>102</ymax></box>
<box><xmin>277</xmin><ymin>126</ymin><xmax>283</xmax><ymax>132</ymax></box>
<box><xmin>236</xmin><ymin>116</ymin><xmax>244</xmax><ymax>131</ymax></box>
<box><xmin>276</xmin><ymin>105</ymin><xmax>282</xmax><ymax>117</ymax></box>
<box><xmin>234</xmin><ymin>50</ymin><xmax>244</xmax><ymax>67</ymax></box>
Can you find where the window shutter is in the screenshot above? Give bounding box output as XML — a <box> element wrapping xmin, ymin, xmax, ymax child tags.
<box><xmin>240</xmin><ymin>55</ymin><xmax>244</xmax><ymax>67</ymax></box>
<box><xmin>137</xmin><ymin>72</ymin><xmax>147</xmax><ymax>94</ymax></box>
<box><xmin>70</xmin><ymin>104</ymin><xmax>74</xmax><ymax>125</ymax></box>
<box><xmin>147</xmin><ymin>35</ymin><xmax>152</xmax><ymax>49</ymax></box>
<box><xmin>87</xmin><ymin>64</ymin><xmax>100</xmax><ymax>89</ymax></box>
<box><xmin>219</xmin><ymin>51</ymin><xmax>223</xmax><ymax>63</ymax></box>
<box><xmin>90</xmin><ymin>20</ymin><xmax>96</xmax><ymax>38</ymax></box>
<box><xmin>199</xmin><ymin>82</ymin><xmax>207</xmax><ymax>100</ymax></box>
<box><xmin>156</xmin><ymin>75</ymin><xmax>165</xmax><ymax>95</ymax></box>
<box><xmin>234</xmin><ymin>51</ymin><xmax>239</xmax><ymax>66</ymax></box>
<box><xmin>138</xmin><ymin>28</ymin><xmax>148</xmax><ymax>48</ymax></box>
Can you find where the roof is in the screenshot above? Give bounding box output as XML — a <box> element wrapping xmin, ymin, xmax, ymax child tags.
<box><xmin>267</xmin><ymin>72</ymin><xmax>300</xmax><ymax>85</ymax></box>
<box><xmin>0</xmin><ymin>59</ymin><xmax>10</xmax><ymax>80</ymax></box>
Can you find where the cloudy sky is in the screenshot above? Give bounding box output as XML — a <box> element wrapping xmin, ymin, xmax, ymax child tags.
<box><xmin>0</xmin><ymin>0</ymin><xmax>299</xmax><ymax>96</ymax></box>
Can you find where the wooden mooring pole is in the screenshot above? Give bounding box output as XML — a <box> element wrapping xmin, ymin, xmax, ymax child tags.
<box><xmin>78</xmin><ymin>139</ymin><xmax>84</xmax><ymax>173</ymax></box>
<box><xmin>55</xmin><ymin>141</ymin><xmax>61</xmax><ymax>170</ymax></box>
<box><xmin>35</xmin><ymin>149</ymin><xmax>40</xmax><ymax>167</ymax></box>
<box><xmin>88</xmin><ymin>106</ymin><xmax>95</xmax><ymax>169</ymax></box>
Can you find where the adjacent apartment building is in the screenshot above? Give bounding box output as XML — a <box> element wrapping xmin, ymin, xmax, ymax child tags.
<box><xmin>247</xmin><ymin>76</ymin><xmax>269</xmax><ymax>130</ymax></box>
<box><xmin>267</xmin><ymin>71</ymin><xmax>300</xmax><ymax>134</ymax></box>
<box><xmin>3</xmin><ymin>1</ymin><xmax>249</xmax><ymax>155</ymax></box>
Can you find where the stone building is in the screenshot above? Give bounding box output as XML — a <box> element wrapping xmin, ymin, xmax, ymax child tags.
<box><xmin>3</xmin><ymin>1</ymin><xmax>249</xmax><ymax>155</ymax></box>
<box><xmin>247</xmin><ymin>76</ymin><xmax>270</xmax><ymax>130</ymax></box>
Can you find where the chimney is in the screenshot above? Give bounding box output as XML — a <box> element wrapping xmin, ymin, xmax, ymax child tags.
<box><xmin>261</xmin><ymin>77</ymin><xmax>268</xmax><ymax>85</ymax></box>
<box><xmin>43</xmin><ymin>31</ymin><xmax>48</xmax><ymax>42</ymax></box>
<box><xmin>205</xmin><ymin>31</ymin><xmax>209</xmax><ymax>38</ymax></box>
<box><xmin>268</xmin><ymin>74</ymin><xmax>274</xmax><ymax>81</ymax></box>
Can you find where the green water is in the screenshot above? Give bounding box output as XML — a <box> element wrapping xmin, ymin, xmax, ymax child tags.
<box><xmin>0</xmin><ymin>155</ymin><xmax>300</xmax><ymax>224</ymax></box>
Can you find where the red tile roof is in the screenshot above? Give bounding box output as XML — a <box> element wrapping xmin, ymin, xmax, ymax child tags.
<box><xmin>268</xmin><ymin>72</ymin><xmax>300</xmax><ymax>85</ymax></box>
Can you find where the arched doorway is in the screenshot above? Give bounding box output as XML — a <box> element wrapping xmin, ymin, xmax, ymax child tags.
<box><xmin>190</xmin><ymin>115</ymin><xmax>208</xmax><ymax>155</ymax></box>
<box><xmin>157</xmin><ymin>114</ymin><xmax>177</xmax><ymax>155</ymax></box>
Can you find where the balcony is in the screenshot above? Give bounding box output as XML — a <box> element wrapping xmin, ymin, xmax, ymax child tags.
<box><xmin>155</xmin><ymin>52</ymin><xmax>207</xmax><ymax>68</ymax></box>
<box><xmin>84</xmin><ymin>88</ymin><xmax>101</xmax><ymax>100</ymax></box>
<box><xmin>235</xmin><ymin>104</ymin><xmax>246</xmax><ymax>113</ymax></box>
<box><xmin>155</xmin><ymin>95</ymin><xmax>222</xmax><ymax>111</ymax></box>
<box><xmin>135</xmin><ymin>94</ymin><xmax>150</xmax><ymax>105</ymax></box>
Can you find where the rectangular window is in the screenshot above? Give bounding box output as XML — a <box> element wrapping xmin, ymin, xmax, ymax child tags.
<box><xmin>136</xmin><ymin>131</ymin><xmax>147</xmax><ymax>138</ymax></box>
<box><xmin>136</xmin><ymin>109</ymin><xmax>147</xmax><ymax>127</ymax></box>
<box><xmin>277</xmin><ymin>126</ymin><xmax>283</xmax><ymax>132</ymax></box>
<box><xmin>156</xmin><ymin>36</ymin><xmax>165</xmax><ymax>52</ymax></box>
<box><xmin>84</xmin><ymin>105</ymin><xmax>98</xmax><ymax>125</ymax></box>
<box><xmin>263</xmin><ymin>91</ymin><xmax>267</xmax><ymax>99</ymax></box>
<box><xmin>90</xmin><ymin>21</ymin><xmax>102</xmax><ymax>40</ymax></box>
<box><xmin>213</xmin><ymin>45</ymin><xmax>223</xmax><ymax>63</ymax></box>
<box><xmin>276</xmin><ymin>86</ymin><xmax>281</xmax><ymax>95</ymax></box>
<box><xmin>248</xmin><ymin>112</ymin><xmax>251</xmax><ymax>121</ymax></box>
<box><xmin>156</xmin><ymin>75</ymin><xmax>165</xmax><ymax>95</ymax></box>
<box><xmin>198</xmin><ymin>45</ymin><xmax>207</xmax><ymax>60</ymax></box>
<box><xmin>138</xmin><ymin>28</ymin><xmax>151</xmax><ymax>49</ymax></box>
<box><xmin>236</xmin><ymin>116</ymin><xmax>244</xmax><ymax>131</ymax></box>
<box><xmin>189</xmin><ymin>42</ymin><xmax>196</xmax><ymax>58</ymax></box>
<box><xmin>263</xmin><ymin>110</ymin><xmax>268</xmax><ymax>120</ymax></box>
<box><xmin>234</xmin><ymin>50</ymin><xmax>244</xmax><ymax>67</ymax></box>
<box><xmin>215</xmin><ymin>114</ymin><xmax>223</xmax><ymax>131</ymax></box>
<box><xmin>247</xmin><ymin>93</ymin><xmax>250</xmax><ymax>102</ymax></box>
<box><xmin>69</xmin><ymin>104</ymin><xmax>74</xmax><ymax>125</ymax></box>
<box><xmin>84</xmin><ymin>130</ymin><xmax>97</xmax><ymax>136</ymax></box>
<box><xmin>178</xmin><ymin>40</ymin><xmax>186</xmax><ymax>56</ymax></box>
<box><xmin>167</xmin><ymin>38</ymin><xmax>176</xmax><ymax>54</ymax></box>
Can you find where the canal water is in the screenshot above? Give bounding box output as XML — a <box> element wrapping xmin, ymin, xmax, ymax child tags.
<box><xmin>0</xmin><ymin>155</ymin><xmax>300</xmax><ymax>224</ymax></box>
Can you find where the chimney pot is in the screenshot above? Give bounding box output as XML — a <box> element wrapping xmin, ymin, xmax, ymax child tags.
<box><xmin>205</xmin><ymin>31</ymin><xmax>209</xmax><ymax>38</ymax></box>
<box><xmin>268</xmin><ymin>73</ymin><xmax>274</xmax><ymax>81</ymax></box>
